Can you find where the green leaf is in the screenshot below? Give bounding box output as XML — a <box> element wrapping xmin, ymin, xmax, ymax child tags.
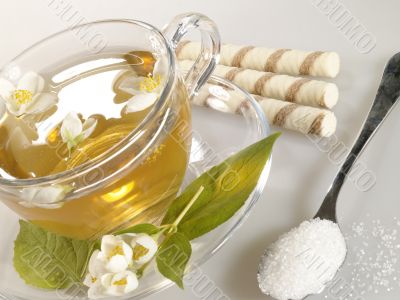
<box><xmin>115</xmin><ymin>223</ymin><xmax>161</xmax><ymax>235</ymax></box>
<box><xmin>13</xmin><ymin>220</ymin><xmax>96</xmax><ymax>290</ymax></box>
<box><xmin>156</xmin><ymin>232</ymin><xmax>192</xmax><ymax>288</ymax></box>
<box><xmin>162</xmin><ymin>133</ymin><xmax>280</xmax><ymax>240</ymax></box>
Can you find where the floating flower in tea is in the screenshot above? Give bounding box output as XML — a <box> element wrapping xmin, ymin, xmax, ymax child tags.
<box><xmin>19</xmin><ymin>184</ymin><xmax>72</xmax><ymax>209</ymax></box>
<box><xmin>60</xmin><ymin>112</ymin><xmax>97</xmax><ymax>151</ymax></box>
<box><xmin>126</xmin><ymin>91</ymin><xmax>159</xmax><ymax>113</ymax></box>
<box><xmin>0</xmin><ymin>72</ymin><xmax>57</xmax><ymax>117</ymax></box>
<box><xmin>116</xmin><ymin>60</ymin><xmax>165</xmax><ymax>113</ymax></box>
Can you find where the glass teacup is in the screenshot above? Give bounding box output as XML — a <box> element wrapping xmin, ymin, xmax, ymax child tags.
<box><xmin>0</xmin><ymin>13</ymin><xmax>220</xmax><ymax>240</ymax></box>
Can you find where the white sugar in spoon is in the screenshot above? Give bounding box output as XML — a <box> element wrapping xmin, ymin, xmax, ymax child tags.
<box><xmin>258</xmin><ymin>52</ymin><xmax>400</xmax><ymax>300</ymax></box>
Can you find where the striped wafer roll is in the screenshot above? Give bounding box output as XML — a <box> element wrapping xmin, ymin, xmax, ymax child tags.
<box><xmin>195</xmin><ymin>84</ymin><xmax>336</xmax><ymax>137</ymax></box>
<box><xmin>176</xmin><ymin>41</ymin><xmax>340</xmax><ymax>78</ymax></box>
<box><xmin>179</xmin><ymin>60</ymin><xmax>339</xmax><ymax>109</ymax></box>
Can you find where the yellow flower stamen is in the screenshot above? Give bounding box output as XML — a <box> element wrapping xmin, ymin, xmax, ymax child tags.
<box><xmin>133</xmin><ymin>244</ymin><xmax>149</xmax><ymax>261</ymax></box>
<box><xmin>91</xmin><ymin>276</ymin><xmax>97</xmax><ymax>283</ymax></box>
<box><xmin>13</xmin><ymin>89</ymin><xmax>33</xmax><ymax>105</ymax></box>
<box><xmin>140</xmin><ymin>74</ymin><xmax>161</xmax><ymax>93</ymax></box>
<box><xmin>113</xmin><ymin>278</ymin><xmax>128</xmax><ymax>286</ymax></box>
<box><xmin>109</xmin><ymin>245</ymin><xmax>124</xmax><ymax>258</ymax></box>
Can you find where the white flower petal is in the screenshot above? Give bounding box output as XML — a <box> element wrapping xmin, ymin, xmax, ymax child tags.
<box><xmin>25</xmin><ymin>93</ymin><xmax>57</xmax><ymax>114</ymax></box>
<box><xmin>88</xmin><ymin>250</ymin><xmax>108</xmax><ymax>277</ymax></box>
<box><xmin>152</xmin><ymin>59</ymin><xmax>166</xmax><ymax>94</ymax></box>
<box><xmin>102</xmin><ymin>271</ymin><xmax>138</xmax><ymax>296</ymax></box>
<box><xmin>106</xmin><ymin>255</ymin><xmax>129</xmax><ymax>273</ymax></box>
<box><xmin>131</xmin><ymin>234</ymin><xmax>158</xmax><ymax>265</ymax></box>
<box><xmin>37</xmin><ymin>186</ymin><xmax>68</xmax><ymax>204</ymax></box>
<box><xmin>100</xmin><ymin>273</ymin><xmax>113</xmax><ymax>289</ymax></box>
<box><xmin>19</xmin><ymin>185</ymin><xmax>70</xmax><ymax>209</ymax></box>
<box><xmin>61</xmin><ymin>112</ymin><xmax>83</xmax><ymax>143</ymax></box>
<box><xmin>122</xmin><ymin>241</ymin><xmax>133</xmax><ymax>262</ymax></box>
<box><xmin>126</xmin><ymin>93</ymin><xmax>158</xmax><ymax>113</ymax></box>
<box><xmin>21</xmin><ymin>187</ymin><xmax>39</xmax><ymax>202</ymax></box>
<box><xmin>17</xmin><ymin>71</ymin><xmax>44</xmax><ymax>94</ymax></box>
<box><xmin>82</xmin><ymin>118</ymin><xmax>97</xmax><ymax>139</ymax></box>
<box><xmin>99</xmin><ymin>235</ymin><xmax>133</xmax><ymax>272</ymax></box>
<box><xmin>153</xmin><ymin>59</ymin><xmax>166</xmax><ymax>78</ymax></box>
<box><xmin>7</xmin><ymin>106</ymin><xmax>24</xmax><ymax>117</ymax></box>
<box><xmin>123</xmin><ymin>273</ymin><xmax>139</xmax><ymax>294</ymax></box>
<box><xmin>0</xmin><ymin>78</ymin><xmax>15</xmax><ymax>100</ymax></box>
<box><xmin>101</xmin><ymin>235</ymin><xmax>120</xmax><ymax>254</ymax></box>
<box><xmin>84</xmin><ymin>273</ymin><xmax>96</xmax><ymax>287</ymax></box>
<box><xmin>118</xmin><ymin>75</ymin><xmax>145</xmax><ymax>95</ymax></box>
<box><xmin>5</xmin><ymin>95</ymin><xmax>25</xmax><ymax>116</ymax></box>
<box><xmin>36</xmin><ymin>75</ymin><xmax>45</xmax><ymax>93</ymax></box>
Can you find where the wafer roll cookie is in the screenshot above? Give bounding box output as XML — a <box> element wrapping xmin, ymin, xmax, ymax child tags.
<box><xmin>196</xmin><ymin>84</ymin><xmax>336</xmax><ymax>137</ymax></box>
<box><xmin>256</xmin><ymin>96</ymin><xmax>336</xmax><ymax>137</ymax></box>
<box><xmin>179</xmin><ymin>60</ymin><xmax>338</xmax><ymax>109</ymax></box>
<box><xmin>177</xmin><ymin>41</ymin><xmax>340</xmax><ymax>78</ymax></box>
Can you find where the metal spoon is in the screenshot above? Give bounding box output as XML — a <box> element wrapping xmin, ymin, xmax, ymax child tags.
<box><xmin>258</xmin><ymin>52</ymin><xmax>400</xmax><ymax>299</ymax></box>
<box><xmin>316</xmin><ymin>52</ymin><xmax>400</xmax><ymax>222</ymax></box>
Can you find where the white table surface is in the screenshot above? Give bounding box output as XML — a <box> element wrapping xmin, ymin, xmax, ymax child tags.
<box><xmin>1</xmin><ymin>1</ymin><xmax>400</xmax><ymax>299</ymax></box>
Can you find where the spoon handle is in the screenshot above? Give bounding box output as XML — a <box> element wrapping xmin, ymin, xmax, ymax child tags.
<box><xmin>316</xmin><ymin>53</ymin><xmax>400</xmax><ymax>221</ymax></box>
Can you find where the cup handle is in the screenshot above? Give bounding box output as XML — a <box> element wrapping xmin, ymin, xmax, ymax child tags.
<box><xmin>163</xmin><ymin>13</ymin><xmax>221</xmax><ymax>97</ymax></box>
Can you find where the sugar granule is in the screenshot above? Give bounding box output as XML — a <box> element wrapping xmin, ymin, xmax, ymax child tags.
<box><xmin>257</xmin><ymin>218</ymin><xmax>347</xmax><ymax>300</ymax></box>
<box><xmin>341</xmin><ymin>216</ymin><xmax>400</xmax><ymax>296</ymax></box>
